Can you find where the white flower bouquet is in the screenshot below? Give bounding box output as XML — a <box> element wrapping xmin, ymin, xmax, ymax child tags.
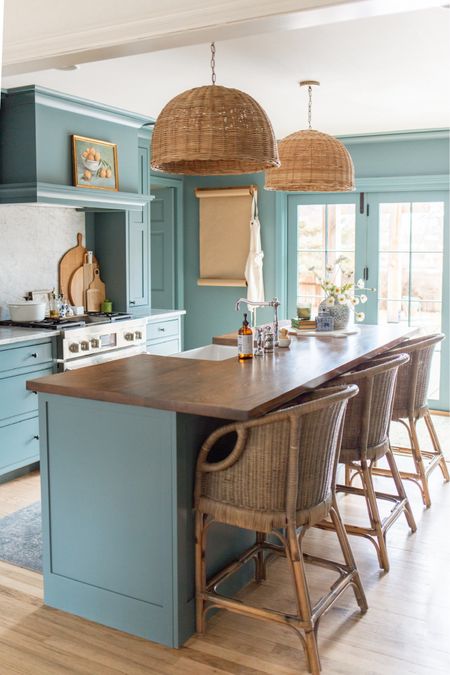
<box><xmin>308</xmin><ymin>255</ymin><xmax>375</xmax><ymax>322</ymax></box>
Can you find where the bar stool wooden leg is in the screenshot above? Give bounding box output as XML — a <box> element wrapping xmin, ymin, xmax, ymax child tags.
<box><xmin>423</xmin><ymin>409</ymin><xmax>450</xmax><ymax>482</ymax></box>
<box><xmin>255</xmin><ymin>531</ymin><xmax>266</xmax><ymax>582</ymax></box>
<box><xmin>361</xmin><ymin>460</ymin><xmax>390</xmax><ymax>572</ymax></box>
<box><xmin>409</xmin><ymin>419</ymin><xmax>432</xmax><ymax>508</ymax></box>
<box><xmin>344</xmin><ymin>464</ymin><xmax>352</xmax><ymax>487</ymax></box>
<box><xmin>287</xmin><ymin>525</ymin><xmax>321</xmax><ymax>675</ymax></box>
<box><xmin>385</xmin><ymin>446</ymin><xmax>417</xmax><ymax>532</ymax></box>
<box><xmin>329</xmin><ymin>500</ymin><xmax>368</xmax><ymax>613</ymax></box>
<box><xmin>195</xmin><ymin>512</ymin><xmax>207</xmax><ymax>634</ymax></box>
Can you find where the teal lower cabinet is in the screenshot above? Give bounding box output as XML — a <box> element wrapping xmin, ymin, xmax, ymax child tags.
<box><xmin>146</xmin><ymin>316</ymin><xmax>181</xmax><ymax>355</ymax></box>
<box><xmin>0</xmin><ymin>338</ymin><xmax>54</xmax><ymax>477</ymax></box>
<box><xmin>38</xmin><ymin>394</ymin><xmax>255</xmax><ymax>647</ymax></box>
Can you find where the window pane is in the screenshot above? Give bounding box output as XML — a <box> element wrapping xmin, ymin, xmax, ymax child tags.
<box><xmin>409</xmin><ymin>300</ymin><xmax>442</xmax><ymax>332</ymax></box>
<box><xmin>410</xmin><ymin>252</ymin><xmax>443</xmax><ymax>302</ymax></box>
<box><xmin>379</xmin><ymin>203</ymin><xmax>410</xmax><ymax>251</ymax></box>
<box><xmin>327</xmin><ymin>204</ymin><xmax>356</xmax><ymax>251</ymax></box>
<box><xmin>297</xmin><ymin>251</ymin><xmax>323</xmax><ymax>309</ymax></box>
<box><xmin>298</xmin><ymin>205</ymin><xmax>325</xmax><ymax>250</ymax></box>
<box><xmin>411</xmin><ymin>202</ymin><xmax>444</xmax><ymax>252</ymax></box>
<box><xmin>378</xmin><ymin>252</ymin><xmax>409</xmax><ymax>300</ymax></box>
<box><xmin>377</xmin><ymin>299</ymin><xmax>408</xmax><ymax>324</ymax></box>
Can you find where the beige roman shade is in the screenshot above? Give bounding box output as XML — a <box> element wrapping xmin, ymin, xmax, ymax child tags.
<box><xmin>196</xmin><ymin>186</ymin><xmax>256</xmax><ymax>287</ymax></box>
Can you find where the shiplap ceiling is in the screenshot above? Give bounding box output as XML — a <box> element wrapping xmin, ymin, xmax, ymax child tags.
<box><xmin>2</xmin><ymin>0</ymin><xmax>450</xmax><ymax>136</ymax></box>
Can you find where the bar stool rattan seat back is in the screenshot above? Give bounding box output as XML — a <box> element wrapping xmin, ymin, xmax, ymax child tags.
<box><xmin>372</xmin><ymin>333</ymin><xmax>449</xmax><ymax>507</ymax></box>
<box><xmin>317</xmin><ymin>353</ymin><xmax>417</xmax><ymax>572</ymax></box>
<box><xmin>195</xmin><ymin>384</ymin><xmax>367</xmax><ymax>675</ymax></box>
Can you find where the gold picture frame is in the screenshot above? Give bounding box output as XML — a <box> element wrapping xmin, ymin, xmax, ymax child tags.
<box><xmin>72</xmin><ymin>135</ymin><xmax>119</xmax><ymax>191</ymax></box>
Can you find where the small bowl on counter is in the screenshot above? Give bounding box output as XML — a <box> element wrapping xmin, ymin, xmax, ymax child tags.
<box><xmin>8</xmin><ymin>301</ymin><xmax>47</xmax><ymax>322</ymax></box>
<box><xmin>278</xmin><ymin>336</ymin><xmax>291</xmax><ymax>348</ymax></box>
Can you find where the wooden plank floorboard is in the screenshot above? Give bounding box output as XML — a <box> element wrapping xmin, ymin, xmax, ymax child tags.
<box><xmin>0</xmin><ymin>463</ymin><xmax>449</xmax><ymax>674</ymax></box>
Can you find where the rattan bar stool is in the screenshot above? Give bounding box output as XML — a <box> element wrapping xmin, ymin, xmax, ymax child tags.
<box><xmin>371</xmin><ymin>333</ymin><xmax>449</xmax><ymax>508</ymax></box>
<box><xmin>195</xmin><ymin>385</ymin><xmax>367</xmax><ymax>675</ymax></box>
<box><xmin>317</xmin><ymin>353</ymin><xmax>417</xmax><ymax>573</ymax></box>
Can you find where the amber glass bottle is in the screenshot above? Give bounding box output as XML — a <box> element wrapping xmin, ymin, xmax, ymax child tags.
<box><xmin>238</xmin><ymin>313</ymin><xmax>253</xmax><ymax>360</ymax></box>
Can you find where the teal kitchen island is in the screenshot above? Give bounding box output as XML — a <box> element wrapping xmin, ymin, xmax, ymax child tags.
<box><xmin>27</xmin><ymin>324</ymin><xmax>412</xmax><ymax>648</ymax></box>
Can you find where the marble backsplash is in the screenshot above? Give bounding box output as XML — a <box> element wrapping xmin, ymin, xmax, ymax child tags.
<box><xmin>0</xmin><ymin>205</ymin><xmax>86</xmax><ymax>320</ymax></box>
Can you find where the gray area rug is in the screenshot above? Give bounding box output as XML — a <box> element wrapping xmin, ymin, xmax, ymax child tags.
<box><xmin>0</xmin><ymin>501</ymin><xmax>42</xmax><ymax>572</ymax></box>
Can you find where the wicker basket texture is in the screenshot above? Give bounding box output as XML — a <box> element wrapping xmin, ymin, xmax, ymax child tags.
<box><xmin>265</xmin><ymin>129</ymin><xmax>355</xmax><ymax>191</ymax></box>
<box><xmin>151</xmin><ymin>85</ymin><xmax>280</xmax><ymax>175</ymax></box>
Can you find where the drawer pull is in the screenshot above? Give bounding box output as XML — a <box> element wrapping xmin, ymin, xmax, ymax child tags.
<box><xmin>31</xmin><ymin>353</ymin><xmax>38</xmax><ymax>358</ymax></box>
<box><xmin>158</xmin><ymin>327</ymin><xmax>165</xmax><ymax>332</ymax></box>
<box><xmin>129</xmin><ymin>300</ymin><xmax>136</xmax><ymax>306</ymax></box>
<box><xmin>33</xmin><ymin>435</ymin><xmax>39</xmax><ymax>440</ymax></box>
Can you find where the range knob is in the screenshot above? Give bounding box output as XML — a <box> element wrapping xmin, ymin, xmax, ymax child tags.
<box><xmin>124</xmin><ymin>332</ymin><xmax>135</xmax><ymax>342</ymax></box>
<box><xmin>80</xmin><ymin>340</ymin><xmax>90</xmax><ymax>351</ymax></box>
<box><xmin>90</xmin><ymin>338</ymin><xmax>100</xmax><ymax>348</ymax></box>
<box><xmin>69</xmin><ymin>343</ymin><xmax>80</xmax><ymax>353</ymax></box>
<box><xmin>135</xmin><ymin>330</ymin><xmax>142</xmax><ymax>340</ymax></box>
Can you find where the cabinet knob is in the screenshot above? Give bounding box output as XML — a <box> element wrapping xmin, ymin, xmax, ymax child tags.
<box><xmin>32</xmin><ymin>391</ymin><xmax>38</xmax><ymax>395</ymax></box>
<box><xmin>33</xmin><ymin>435</ymin><xmax>39</xmax><ymax>440</ymax></box>
<box><xmin>31</xmin><ymin>353</ymin><xmax>38</xmax><ymax>358</ymax></box>
<box><xmin>158</xmin><ymin>327</ymin><xmax>165</xmax><ymax>332</ymax></box>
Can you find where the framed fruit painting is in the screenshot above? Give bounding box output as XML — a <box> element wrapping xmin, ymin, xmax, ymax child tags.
<box><xmin>72</xmin><ymin>135</ymin><xmax>119</xmax><ymax>191</ymax></box>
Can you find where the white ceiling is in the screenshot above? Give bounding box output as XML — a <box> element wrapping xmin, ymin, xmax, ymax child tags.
<box><xmin>2</xmin><ymin>1</ymin><xmax>450</xmax><ymax>137</ymax></box>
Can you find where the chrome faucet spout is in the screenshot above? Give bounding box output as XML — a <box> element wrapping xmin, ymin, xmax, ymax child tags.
<box><xmin>234</xmin><ymin>297</ymin><xmax>281</xmax><ymax>345</ymax></box>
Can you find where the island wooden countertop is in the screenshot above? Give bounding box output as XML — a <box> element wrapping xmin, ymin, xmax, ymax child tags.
<box><xmin>27</xmin><ymin>324</ymin><xmax>413</xmax><ymax>421</ymax></box>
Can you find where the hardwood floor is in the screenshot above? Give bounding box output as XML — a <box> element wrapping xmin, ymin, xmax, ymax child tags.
<box><xmin>0</xmin><ymin>459</ymin><xmax>449</xmax><ymax>674</ymax></box>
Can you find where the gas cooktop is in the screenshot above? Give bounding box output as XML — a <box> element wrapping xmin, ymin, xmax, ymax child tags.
<box><xmin>0</xmin><ymin>312</ymin><xmax>133</xmax><ymax>330</ymax></box>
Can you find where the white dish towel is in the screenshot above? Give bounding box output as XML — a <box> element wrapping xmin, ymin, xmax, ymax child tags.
<box><xmin>245</xmin><ymin>190</ymin><xmax>265</xmax><ymax>303</ymax></box>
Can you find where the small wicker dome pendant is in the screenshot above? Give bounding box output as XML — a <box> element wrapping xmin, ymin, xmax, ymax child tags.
<box><xmin>151</xmin><ymin>43</ymin><xmax>280</xmax><ymax>175</ymax></box>
<box><xmin>265</xmin><ymin>81</ymin><xmax>355</xmax><ymax>192</ymax></box>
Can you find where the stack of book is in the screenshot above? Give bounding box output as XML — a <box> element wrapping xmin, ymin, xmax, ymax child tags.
<box><xmin>291</xmin><ymin>318</ymin><xmax>317</xmax><ymax>331</ymax></box>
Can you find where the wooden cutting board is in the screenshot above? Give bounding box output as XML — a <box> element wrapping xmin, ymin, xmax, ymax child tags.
<box><xmin>69</xmin><ymin>266</ymin><xmax>84</xmax><ymax>306</ymax></box>
<box><xmin>86</xmin><ymin>268</ymin><xmax>106</xmax><ymax>312</ymax></box>
<box><xmin>83</xmin><ymin>253</ymin><xmax>96</xmax><ymax>299</ymax></box>
<box><xmin>59</xmin><ymin>233</ymin><xmax>98</xmax><ymax>300</ymax></box>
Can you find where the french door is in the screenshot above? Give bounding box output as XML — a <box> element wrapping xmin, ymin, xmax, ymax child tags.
<box><xmin>366</xmin><ymin>191</ymin><xmax>449</xmax><ymax>411</ymax></box>
<box><xmin>287</xmin><ymin>190</ymin><xmax>449</xmax><ymax>410</ymax></box>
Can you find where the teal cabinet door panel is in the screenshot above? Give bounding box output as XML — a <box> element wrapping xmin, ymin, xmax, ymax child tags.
<box><xmin>146</xmin><ymin>339</ymin><xmax>180</xmax><ymax>355</ymax></box>
<box><xmin>151</xmin><ymin>188</ymin><xmax>175</xmax><ymax>309</ymax></box>
<box><xmin>147</xmin><ymin>318</ymin><xmax>179</xmax><ymax>341</ymax></box>
<box><xmin>0</xmin><ymin>341</ymin><xmax>52</xmax><ymax>373</ymax></box>
<box><xmin>45</xmin><ymin>398</ymin><xmax>173</xmax><ymax>607</ymax></box>
<box><xmin>128</xmin><ymin>208</ymin><xmax>150</xmax><ymax>307</ymax></box>
<box><xmin>0</xmin><ymin>368</ymin><xmax>51</xmax><ymax>423</ymax></box>
<box><xmin>0</xmin><ymin>416</ymin><xmax>40</xmax><ymax>474</ymax></box>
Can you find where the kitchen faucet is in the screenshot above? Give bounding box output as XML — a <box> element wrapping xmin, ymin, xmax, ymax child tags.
<box><xmin>235</xmin><ymin>297</ymin><xmax>280</xmax><ymax>346</ymax></box>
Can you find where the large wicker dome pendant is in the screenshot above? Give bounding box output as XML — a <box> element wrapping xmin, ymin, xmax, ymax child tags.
<box><xmin>151</xmin><ymin>43</ymin><xmax>280</xmax><ymax>175</ymax></box>
<box><xmin>265</xmin><ymin>81</ymin><xmax>355</xmax><ymax>192</ymax></box>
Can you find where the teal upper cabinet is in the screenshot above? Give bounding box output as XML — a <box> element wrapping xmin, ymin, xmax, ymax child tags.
<box><xmin>93</xmin><ymin>131</ymin><xmax>152</xmax><ymax>311</ymax></box>
<box><xmin>128</xmin><ymin>208</ymin><xmax>150</xmax><ymax>307</ymax></box>
<box><xmin>0</xmin><ymin>85</ymin><xmax>154</xmax><ymax>208</ymax></box>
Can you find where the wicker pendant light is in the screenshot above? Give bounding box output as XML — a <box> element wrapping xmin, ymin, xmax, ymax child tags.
<box><xmin>151</xmin><ymin>43</ymin><xmax>280</xmax><ymax>175</ymax></box>
<box><xmin>265</xmin><ymin>81</ymin><xmax>355</xmax><ymax>192</ymax></box>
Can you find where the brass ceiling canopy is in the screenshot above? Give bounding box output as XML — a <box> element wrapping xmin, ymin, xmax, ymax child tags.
<box><xmin>151</xmin><ymin>43</ymin><xmax>280</xmax><ymax>176</ymax></box>
<box><xmin>265</xmin><ymin>80</ymin><xmax>355</xmax><ymax>192</ymax></box>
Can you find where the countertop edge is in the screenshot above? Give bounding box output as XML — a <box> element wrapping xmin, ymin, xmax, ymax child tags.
<box><xmin>0</xmin><ymin>329</ymin><xmax>59</xmax><ymax>347</ymax></box>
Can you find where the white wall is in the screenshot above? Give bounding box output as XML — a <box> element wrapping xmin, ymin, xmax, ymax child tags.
<box><xmin>0</xmin><ymin>205</ymin><xmax>85</xmax><ymax>319</ymax></box>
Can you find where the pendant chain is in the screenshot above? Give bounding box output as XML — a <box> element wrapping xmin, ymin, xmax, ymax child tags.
<box><xmin>210</xmin><ymin>42</ymin><xmax>216</xmax><ymax>85</ymax></box>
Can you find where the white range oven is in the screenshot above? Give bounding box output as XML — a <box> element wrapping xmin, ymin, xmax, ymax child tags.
<box><xmin>57</xmin><ymin>317</ymin><xmax>147</xmax><ymax>371</ymax></box>
<box><xmin>0</xmin><ymin>313</ymin><xmax>148</xmax><ymax>371</ymax></box>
